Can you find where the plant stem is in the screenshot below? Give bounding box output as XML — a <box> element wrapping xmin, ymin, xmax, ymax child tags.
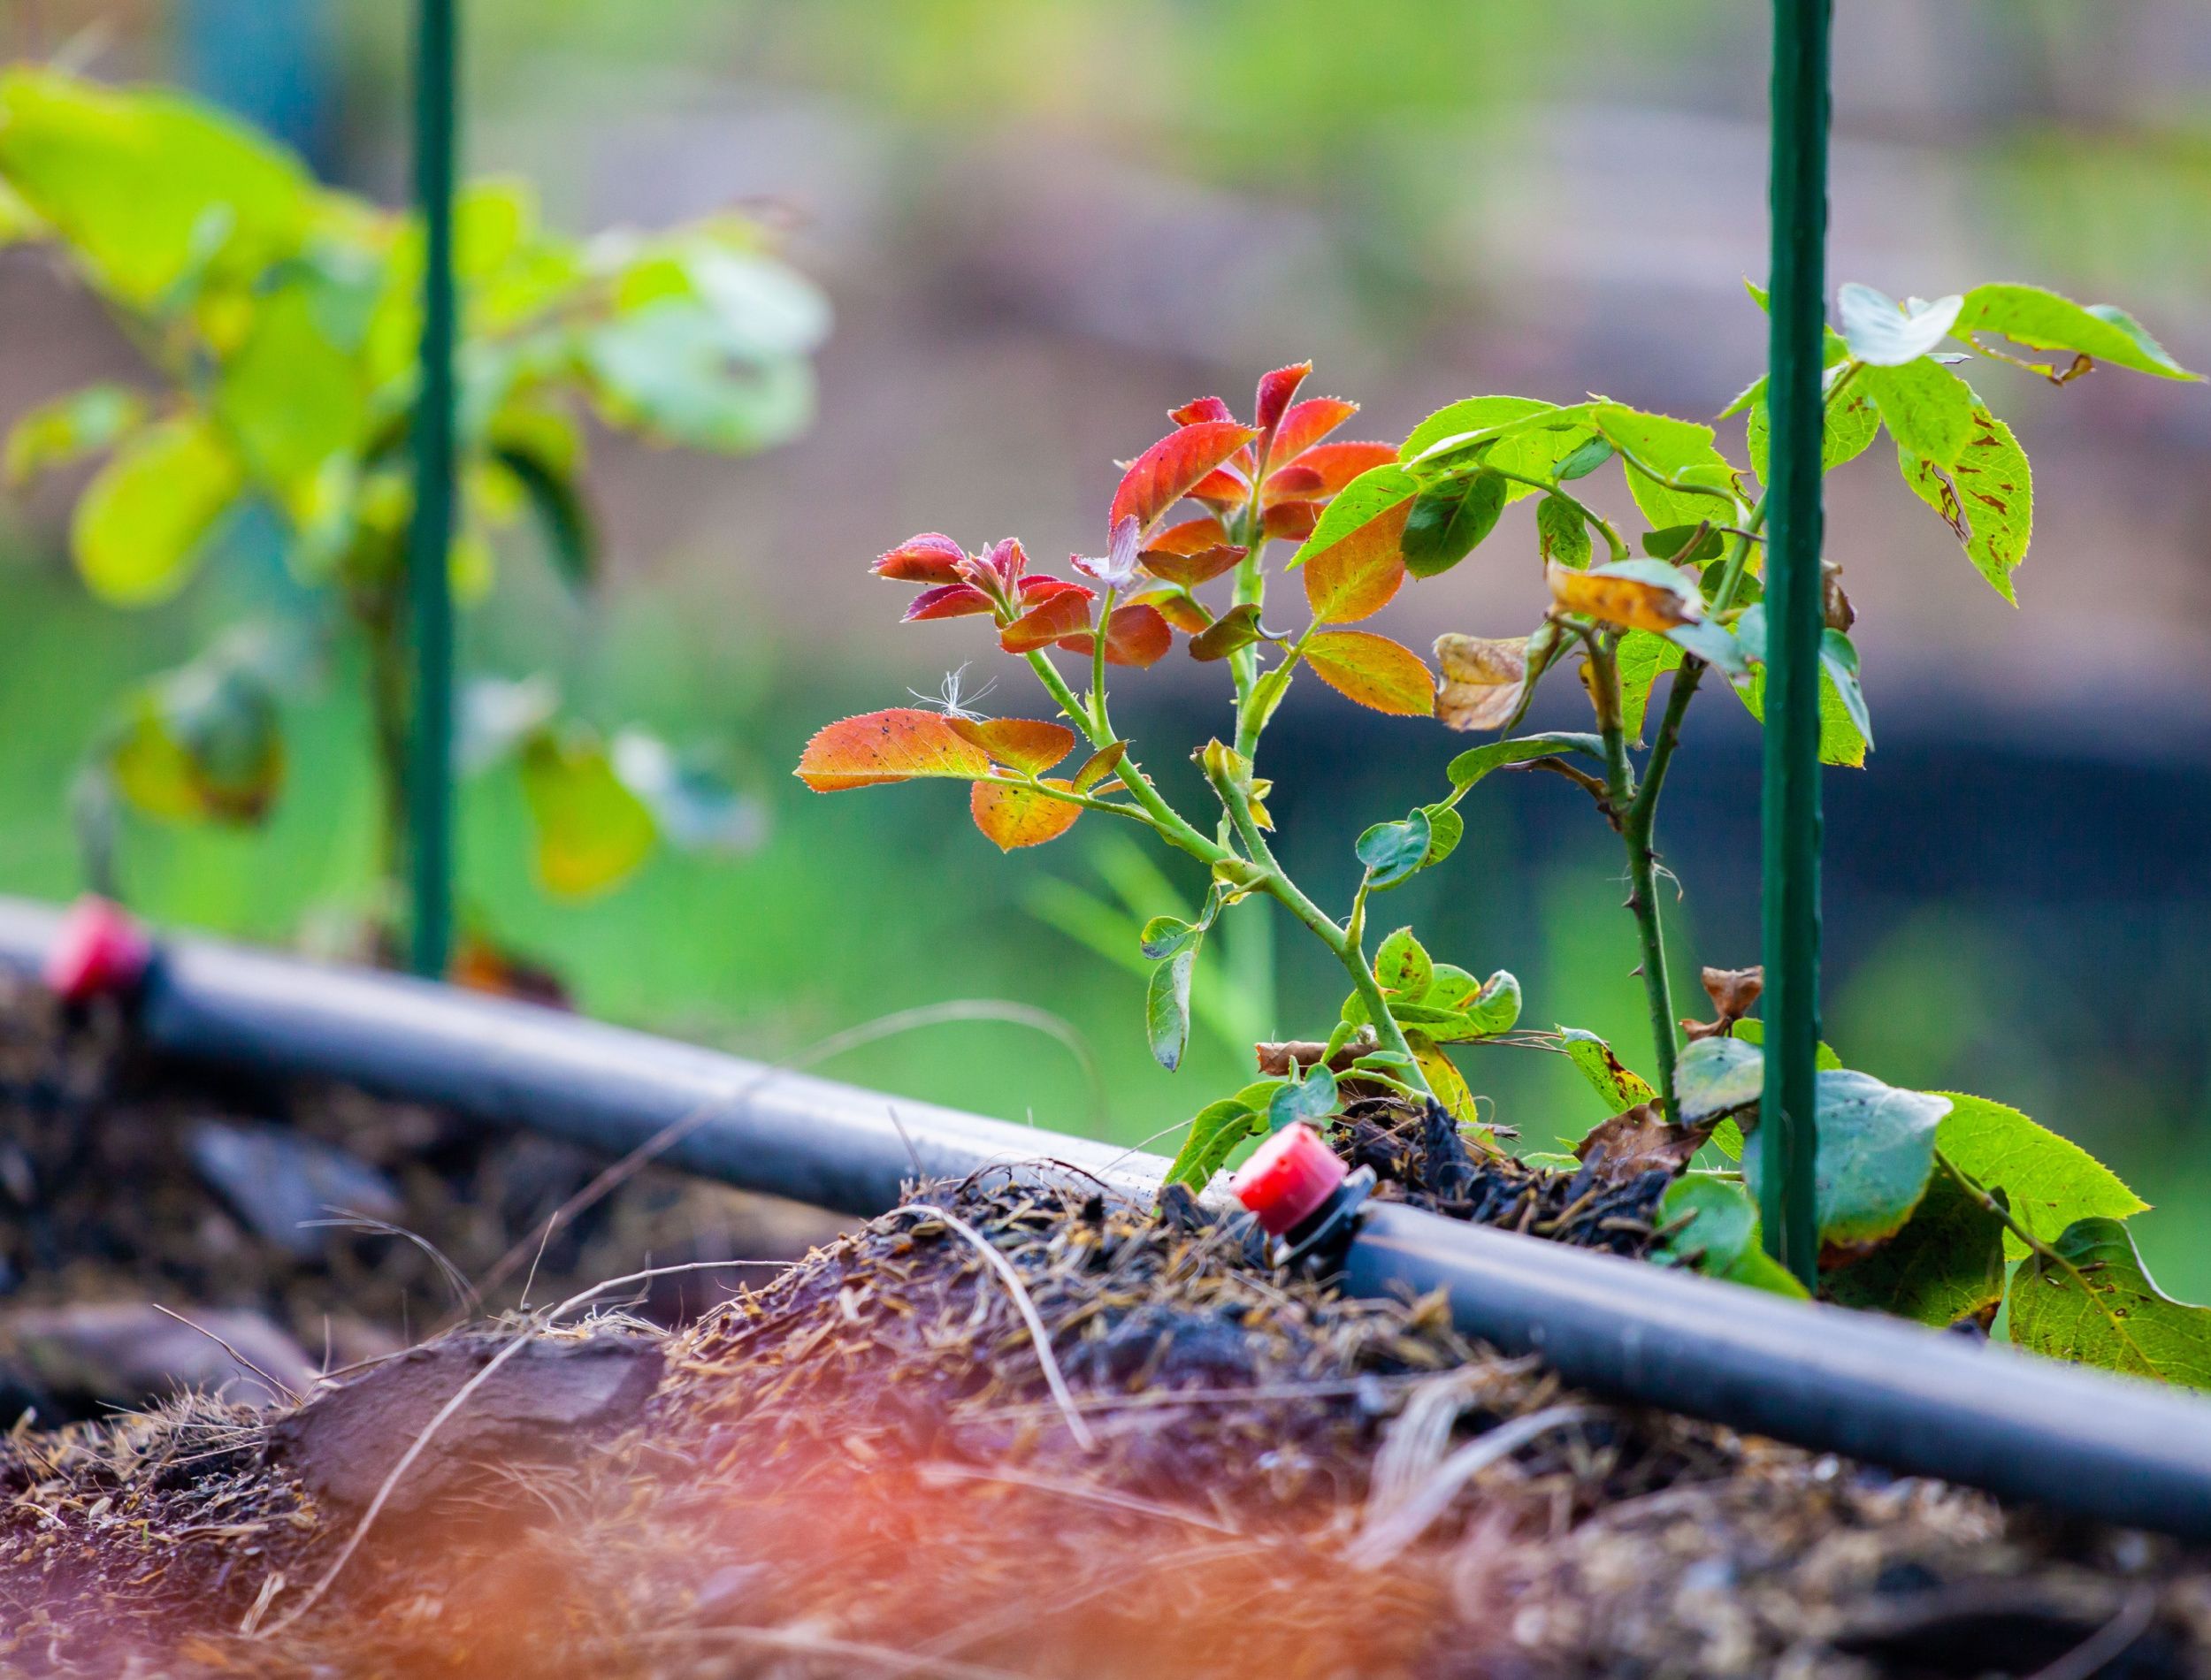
<box><xmin>1205</xmin><ymin>752</ymin><xmax>1432</xmax><ymax>1097</ymax></box>
<box><xmin>1585</xmin><ymin>630</ymin><xmax>1679</xmax><ymax>1124</ymax></box>
<box><xmin>1023</xmin><ymin>650</ymin><xmax>1225</xmax><ymax>865</ymax></box>
<box><xmin>1482</xmin><ymin>467</ymin><xmax>1631</xmax><ymax>561</ymax></box>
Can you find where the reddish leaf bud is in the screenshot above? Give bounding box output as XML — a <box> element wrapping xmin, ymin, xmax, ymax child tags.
<box><xmin>874</xmin><ymin>532</ymin><xmax>968</xmax><ymax>583</ymax></box>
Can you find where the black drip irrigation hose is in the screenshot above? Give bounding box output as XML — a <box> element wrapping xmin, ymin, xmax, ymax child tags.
<box><xmin>4</xmin><ymin>896</ymin><xmax>2209</xmax><ymax>1540</ymax></box>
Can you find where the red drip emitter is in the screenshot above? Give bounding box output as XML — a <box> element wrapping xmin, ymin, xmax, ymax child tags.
<box><xmin>44</xmin><ymin>895</ymin><xmax>153</xmax><ymax>1004</ymax></box>
<box><xmin>1229</xmin><ymin>1122</ymin><xmax>1376</xmax><ymax>1271</ymax></box>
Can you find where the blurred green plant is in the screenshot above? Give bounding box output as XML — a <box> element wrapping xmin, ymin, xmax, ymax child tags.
<box><xmin>0</xmin><ymin>65</ymin><xmax>826</xmax><ymax>934</ymax></box>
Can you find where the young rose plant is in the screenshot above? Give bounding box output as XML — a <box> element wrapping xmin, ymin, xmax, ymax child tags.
<box><xmin>803</xmin><ymin>279</ymin><xmax>2211</xmax><ymax>1390</ymax></box>
<box><xmin>1</xmin><ymin>66</ymin><xmax>824</xmax><ymax>928</ymax></box>
<box><xmin>799</xmin><ymin>363</ymin><xmax>1522</xmax><ymax>1180</ymax></box>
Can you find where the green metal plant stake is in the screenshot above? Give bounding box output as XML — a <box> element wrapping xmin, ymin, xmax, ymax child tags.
<box><xmin>406</xmin><ymin>0</ymin><xmax>458</xmax><ymax>977</ymax></box>
<box><xmin>1760</xmin><ymin>0</ymin><xmax>1832</xmax><ymax>1287</ymax></box>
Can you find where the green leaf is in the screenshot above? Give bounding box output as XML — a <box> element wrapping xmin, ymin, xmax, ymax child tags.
<box><xmin>1735</xmin><ymin>658</ymin><xmax>1870</xmax><ymax>767</ymax></box>
<box><xmin>1398</xmin><ymin>396</ymin><xmax>1594</xmax><ymax>487</ymax></box>
<box><xmin>1953</xmin><ymin>283</ymin><xmax>2197</xmax><ymax>381</ymax></box>
<box><xmin>1822</xmin><ymin>1165</ymin><xmax>2006</xmax><ymax>1327</ymax></box>
<box><xmin>1818</xmin><ymin>629</ymin><xmax>1873</xmax><ymax>748</ymax></box>
<box><xmin>4</xmin><ymin>383</ymin><xmax>144</xmax><ymax>485</ymax></box>
<box><xmin>216</xmin><ymin>279</ymin><xmax>366</xmax><ymax>496</ymax></box>
<box><xmin>1284</xmin><ymin>463</ymin><xmax>1418</xmax><ymax>569</ymax></box>
<box><xmin>1357</xmin><ymin>809</ymin><xmax>1434</xmax><ymax>890</ymax></box>
<box><xmin>1654</xmin><ymin>1176</ymin><xmax>1809</xmax><ymax>1297</ymax></box>
<box><xmin>1145</xmin><ymin>947</ymin><xmax>1197</xmax><ymax>1073</ymax></box>
<box><xmin>1187</xmin><ymin>602</ymin><xmax>1266</xmax><ymax>661</ymax></box>
<box><xmin>0</xmin><ymin>67</ymin><xmax>311</xmax><ymax>308</ymax></box>
<box><xmin>2009</xmin><ymin>1218</ymin><xmax>2211</xmax><ymax>1387</ymax></box>
<box><xmin>518</xmin><ymin>730</ymin><xmax>659</xmax><ymax>898</ymax></box>
<box><xmin>610</xmin><ymin>731</ymin><xmax>761</xmax><ymax>853</ymax></box>
<box><xmin>1591</xmin><ymin>403</ymin><xmax>1739</xmax><ymax>529</ymax></box>
<box><xmin>1419</xmin><ymin>803</ymin><xmax>1464</xmax><ymax>869</ymax></box>
<box><xmin>1616</xmin><ymin>630</ymin><xmax>1683</xmax><ymax>740</ymax></box>
<box><xmin>1373</xmin><ymin>928</ymin><xmax>1434</xmax><ymax>1000</ymax></box>
<box><xmin>1934</xmin><ymin>1093</ymin><xmax>2147</xmax><ymax>1260</ymax></box>
<box><xmin>1895</xmin><ymin>406</ymin><xmax>2032</xmax><ymax>602</ymax></box>
<box><xmin>1746</xmin><ymin>374</ymin><xmax>1880</xmax><ymax>483</ymax></box>
<box><xmin>1664</xmin><ymin>616</ymin><xmax>1751</xmax><ymax>679</ymax></box>
<box><xmin>1554</xmin><ymin>436</ymin><xmax>1613</xmax><ymax>481</ymax></box>
<box><xmin>1402</xmin><ymin>471</ymin><xmax>1505</xmax><ymax>578</ymax></box>
<box><xmin>1557</xmin><ymin>1027</ymin><xmax>1656</xmax><ymax>1115</ymax></box>
<box><xmin>1641</xmin><ymin>523</ymin><xmax>1723</xmax><ymax>563</ymax></box>
<box><xmin>487</xmin><ymin>439</ymin><xmax>594</xmax><ymax>590</ymax></box>
<box><xmin>581</xmin><ymin>298</ymin><xmax>816</xmax><ymax>453</ymax></box>
<box><xmin>1742</xmin><ymin>1071</ymin><xmax>1950</xmax><ymax>1251</ymax></box>
<box><xmin>70</xmin><ymin>417</ymin><xmax>242</xmax><ymax>605</ymax></box>
<box><xmin>1267</xmin><ymin>1065</ymin><xmax>1339</xmax><ymax>1132</ymax></box>
<box><xmin>1404</xmin><ymin>967</ymin><xmax>1521</xmax><ymax>1042</ymax></box>
<box><xmin>1859</xmin><ymin>357</ymin><xmax>1974</xmax><ymax>468</ymax></box>
<box><xmin>1728</xmin><ymin>1018</ymin><xmax>1842</xmax><ymax>1068</ymax></box>
<box><xmin>1833</xmin><ymin>283</ymin><xmax>1962</xmax><ymax>366</ymax></box>
<box><xmin>1138</xmin><ymin>914</ymin><xmax>1199</xmax><ymax>962</ymax></box>
<box><xmin>1535</xmin><ymin>494</ymin><xmax>1590</xmax><ymax>568</ymax></box>
<box><xmin>1445</xmin><ymin>731</ymin><xmax>1603</xmax><ymax>792</ymax></box>
<box><xmin>1163</xmin><ymin>1098</ymin><xmax>1264</xmax><ymax>1190</ymax></box>
<box><xmin>109</xmin><ymin>653</ymin><xmax>286</xmax><ymax>826</ymax></box>
<box><xmin>1674</xmin><ymin>1036</ymin><xmax>1764</xmax><ymax>1125</ymax></box>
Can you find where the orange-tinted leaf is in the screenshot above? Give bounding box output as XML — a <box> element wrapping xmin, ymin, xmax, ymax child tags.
<box><xmin>1071</xmin><ymin>740</ymin><xmax>1127</xmax><ymax>791</ymax></box>
<box><xmin>796</xmin><ymin>708</ymin><xmax>992</xmax><ymax>791</ymax></box>
<box><xmin>1187</xmin><ymin>465</ymin><xmax>1252</xmax><ymax>508</ymax></box>
<box><xmin>1547</xmin><ymin>559</ymin><xmax>1702</xmax><ymax>631</ymax></box>
<box><xmin>1264</xmin><ymin>500</ymin><xmax>1319</xmax><ymax>541</ymax></box>
<box><xmin>971</xmin><ymin>778</ymin><xmax>1083</xmax><ymax>850</ymax></box>
<box><xmin>874</xmin><ymin>532</ymin><xmax>967</xmax><ymax>583</ymax></box>
<box><xmin>1111</xmin><ymin>420</ymin><xmax>1261</xmax><ymax>535</ymax></box>
<box><xmin>1000</xmin><ymin>586</ymin><xmax>1093</xmax><ymax>653</ymax></box>
<box><xmin>1145</xmin><ymin>515</ymin><xmax>1232</xmax><ymax>555</ymax></box>
<box><xmin>946</xmin><ymin>717</ymin><xmax>1077</xmax><ymax>775</ymax></box>
<box><xmin>1266</xmin><ymin>439</ymin><xmax>1396</xmax><ymax>503</ymax></box>
<box><xmin>1254</xmin><ymin>361</ymin><xmax>1311</xmax><ymax>434</ymax></box>
<box><xmin>904</xmin><ymin>582</ymin><xmax>993</xmax><ymax>622</ymax></box>
<box><xmin>1103</xmin><ymin>602</ymin><xmax>1172</xmax><ymax>668</ymax></box>
<box><xmin>1304</xmin><ymin>497</ymin><xmax>1412</xmax><ymax>624</ymax></box>
<box><xmin>1145</xmin><ymin>589</ymin><xmax>1213</xmax><ymax>634</ymax></box>
<box><xmin>1267</xmin><ymin>397</ymin><xmax>1358</xmax><ymax>465</ymax></box>
<box><xmin>1017</xmin><ymin>575</ymin><xmax>1093</xmax><ymax>605</ymax></box>
<box><xmin>1171</xmin><ymin>395</ymin><xmax>1235</xmax><ymax>426</ymax></box>
<box><xmin>1142</xmin><ymin>543</ymin><xmax>1244</xmax><ymax>588</ymax></box>
<box><xmin>1302</xmin><ymin>630</ymin><xmax>1436</xmax><ymax>716</ymax></box>
<box><xmin>1434</xmin><ymin>633</ymin><xmax>1530</xmax><ymax>731</ymax></box>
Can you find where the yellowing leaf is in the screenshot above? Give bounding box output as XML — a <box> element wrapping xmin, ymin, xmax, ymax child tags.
<box><xmin>1302</xmin><ymin>500</ymin><xmax>1410</xmax><ymax>623</ymax></box>
<box><xmin>1407</xmin><ymin>1029</ymin><xmax>1485</xmax><ymax>1138</ymax></box>
<box><xmin>794</xmin><ymin>707</ymin><xmax>992</xmax><ymax>791</ymax></box>
<box><xmin>1547</xmin><ymin>559</ymin><xmax>1702</xmax><ymax>632</ymax></box>
<box><xmin>1301</xmin><ymin>630</ymin><xmax>1434</xmax><ymax>716</ymax></box>
<box><xmin>945</xmin><ymin>717</ymin><xmax>1077</xmax><ymax>777</ymax></box>
<box><xmin>970</xmin><ymin>778</ymin><xmax>1082</xmax><ymax>850</ymax></box>
<box><xmin>71</xmin><ymin>416</ymin><xmax>242</xmax><ymax>605</ymax></box>
<box><xmin>1896</xmin><ymin>408</ymin><xmax>2032</xmax><ymax>602</ymax></box>
<box><xmin>520</xmin><ymin>733</ymin><xmax>658</xmax><ymax>897</ymax></box>
<box><xmin>1433</xmin><ymin>633</ymin><xmax>1529</xmax><ymax>732</ymax></box>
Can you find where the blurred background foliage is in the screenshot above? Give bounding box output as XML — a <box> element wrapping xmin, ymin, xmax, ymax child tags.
<box><xmin>4</xmin><ymin>0</ymin><xmax>2211</xmax><ymax>1291</ymax></box>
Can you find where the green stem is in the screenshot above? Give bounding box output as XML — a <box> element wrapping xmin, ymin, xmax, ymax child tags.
<box><xmin>1090</xmin><ymin>584</ymin><xmax>1115</xmax><ymax>736</ymax></box>
<box><xmin>1484</xmin><ymin>467</ymin><xmax>1631</xmax><ymax>561</ymax></box>
<box><xmin>1585</xmin><ymin>630</ymin><xmax>1679</xmax><ymax>1124</ymax></box>
<box><xmin>1023</xmin><ymin>650</ymin><xmax>1225</xmax><ymax>865</ymax></box>
<box><xmin>1237</xmin><ymin>621</ymin><xmax>1313</xmax><ymax>760</ymax></box>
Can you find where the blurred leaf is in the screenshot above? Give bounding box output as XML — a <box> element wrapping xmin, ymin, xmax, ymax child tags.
<box><xmin>1743</xmin><ymin>1071</ymin><xmax>1950</xmax><ymax>1252</ymax></box>
<box><xmin>970</xmin><ymin>779</ymin><xmax>1083</xmax><ymax>851</ymax></box>
<box><xmin>4</xmin><ymin>384</ymin><xmax>144</xmax><ymax>485</ymax></box>
<box><xmin>1445</xmin><ymin>731</ymin><xmax>1603</xmax><ymax>791</ymax></box>
<box><xmin>1935</xmin><ymin>1093</ymin><xmax>2148</xmax><ymax>1261</ymax></box>
<box><xmin>1402</xmin><ymin>470</ymin><xmax>1504</xmax><ymax>578</ymax></box>
<box><xmin>109</xmin><ymin>655</ymin><xmax>285</xmax><ymax>826</ymax></box>
<box><xmin>1302</xmin><ymin>630</ymin><xmax>1434</xmax><ymax>715</ymax></box>
<box><xmin>1819</xmin><ymin>629</ymin><xmax>1873</xmax><ymax>746</ymax></box>
<box><xmin>1164</xmin><ymin>1097</ymin><xmax>1263</xmax><ymax>1189</ymax></box>
<box><xmin>1373</xmin><ymin>927</ymin><xmax>1433</xmax><ymax>998</ymax></box>
<box><xmin>1895</xmin><ymin>408</ymin><xmax>2033</xmax><ymax>602</ymax></box>
<box><xmin>0</xmin><ymin>67</ymin><xmax>310</xmax><ymax>307</ymax></box>
<box><xmin>1747</xmin><ymin>374</ymin><xmax>1880</xmax><ymax>483</ymax></box>
<box><xmin>1824</xmin><ymin>1166</ymin><xmax>2005</xmax><ymax>1327</ymax></box>
<box><xmin>216</xmin><ymin>280</ymin><xmax>365</xmax><ymax>495</ymax></box>
<box><xmin>795</xmin><ymin>707</ymin><xmax>992</xmax><ymax>791</ymax></box>
<box><xmin>1641</xmin><ymin>523</ymin><xmax>1722</xmax><ymax>563</ymax></box>
<box><xmin>1549</xmin><ymin>558</ymin><xmax>1702</xmax><ymax>632</ymax></box>
<box><xmin>1146</xmin><ymin>947</ymin><xmax>1197</xmax><ymax>1072</ymax></box>
<box><xmin>1735</xmin><ymin>658</ymin><xmax>1870</xmax><ymax>768</ymax></box>
<box><xmin>2010</xmin><ymin>1218</ymin><xmax>2211</xmax><ymax>1386</ymax></box>
<box><xmin>1557</xmin><ymin>1027</ymin><xmax>1656</xmax><ymax>1115</ymax></box>
<box><xmin>71</xmin><ymin>416</ymin><xmax>242</xmax><ymax>605</ymax></box>
<box><xmin>1674</xmin><ymin>1036</ymin><xmax>1763</xmax><ymax>1125</ymax></box>
<box><xmin>486</xmin><ymin>432</ymin><xmax>593</xmax><ymax>590</ymax></box>
<box><xmin>581</xmin><ymin>298</ymin><xmax>815</xmax><ymax>453</ymax></box>
<box><xmin>1266</xmin><ymin>1065</ymin><xmax>1338</xmax><ymax>1131</ymax></box>
<box><xmin>1954</xmin><ymin>282</ymin><xmax>2197</xmax><ymax>380</ymax></box>
<box><xmin>1861</xmin><ymin>357</ymin><xmax>1973</xmax><ymax>468</ymax></box>
<box><xmin>612</xmin><ymin>730</ymin><xmax>764</xmax><ymax>852</ymax></box>
<box><xmin>519</xmin><ymin>731</ymin><xmax>658</xmax><ymax>897</ymax></box>
<box><xmin>457</xmin><ymin>674</ymin><xmax>559</xmax><ymax>774</ymax></box>
<box><xmin>1655</xmin><ymin>1176</ymin><xmax>1809</xmax><ymax>1297</ymax></box>
<box><xmin>1834</xmin><ymin>284</ymin><xmax>1962</xmax><ymax>366</ymax></box>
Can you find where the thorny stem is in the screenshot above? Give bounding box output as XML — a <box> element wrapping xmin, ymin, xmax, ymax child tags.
<box><xmin>1023</xmin><ymin>650</ymin><xmax>1226</xmax><ymax>866</ymax></box>
<box><xmin>1205</xmin><ymin>751</ymin><xmax>1433</xmax><ymax>1098</ymax></box>
<box><xmin>1580</xmin><ymin>628</ymin><xmax>1679</xmax><ymax>1125</ymax></box>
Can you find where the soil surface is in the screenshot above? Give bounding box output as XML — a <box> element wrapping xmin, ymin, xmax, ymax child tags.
<box><xmin>2</xmin><ymin>985</ymin><xmax>2208</xmax><ymax>1677</ymax></box>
